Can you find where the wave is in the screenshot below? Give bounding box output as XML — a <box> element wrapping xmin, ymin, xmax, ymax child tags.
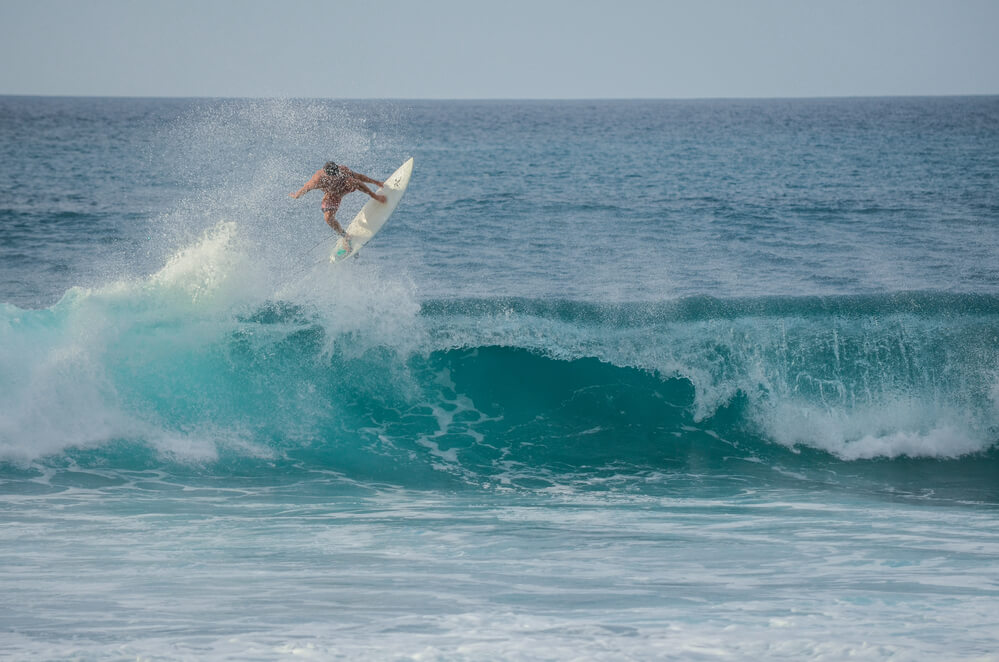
<box><xmin>2</xmin><ymin>222</ymin><xmax>998</xmax><ymax>489</ymax></box>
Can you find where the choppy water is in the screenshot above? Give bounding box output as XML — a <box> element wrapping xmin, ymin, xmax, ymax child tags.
<box><xmin>1</xmin><ymin>96</ymin><xmax>999</xmax><ymax>660</ymax></box>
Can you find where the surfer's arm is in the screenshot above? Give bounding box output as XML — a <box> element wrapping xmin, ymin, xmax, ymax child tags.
<box><xmin>356</xmin><ymin>183</ymin><xmax>388</xmax><ymax>204</ymax></box>
<box><xmin>289</xmin><ymin>171</ymin><xmax>322</xmax><ymax>198</ymax></box>
<box><xmin>348</xmin><ymin>169</ymin><xmax>385</xmax><ymax>188</ymax></box>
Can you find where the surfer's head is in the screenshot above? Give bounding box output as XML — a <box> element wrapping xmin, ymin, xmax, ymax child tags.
<box><xmin>323</xmin><ymin>161</ymin><xmax>340</xmax><ymax>177</ymax></box>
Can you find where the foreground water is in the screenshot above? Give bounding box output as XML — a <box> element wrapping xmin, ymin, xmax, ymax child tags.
<box><xmin>1</xmin><ymin>96</ymin><xmax>998</xmax><ymax>660</ymax></box>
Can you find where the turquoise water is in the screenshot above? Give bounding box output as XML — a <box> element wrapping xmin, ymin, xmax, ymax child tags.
<box><xmin>2</xmin><ymin>96</ymin><xmax>999</xmax><ymax>660</ymax></box>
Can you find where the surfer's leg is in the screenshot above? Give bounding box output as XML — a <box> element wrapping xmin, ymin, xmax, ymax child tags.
<box><xmin>324</xmin><ymin>210</ymin><xmax>346</xmax><ymax>236</ymax></box>
<box><xmin>326</xmin><ymin>210</ymin><xmax>353</xmax><ymax>255</ymax></box>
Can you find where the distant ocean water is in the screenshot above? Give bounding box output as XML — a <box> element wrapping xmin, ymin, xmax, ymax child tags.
<box><xmin>1</xmin><ymin>96</ymin><xmax>999</xmax><ymax>660</ymax></box>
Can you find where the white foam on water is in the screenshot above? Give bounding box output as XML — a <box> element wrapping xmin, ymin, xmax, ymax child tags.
<box><xmin>2</xmin><ymin>486</ymin><xmax>998</xmax><ymax>661</ymax></box>
<box><xmin>760</xmin><ymin>397</ymin><xmax>991</xmax><ymax>460</ymax></box>
<box><xmin>0</xmin><ymin>219</ymin><xmax>424</xmax><ymax>464</ymax></box>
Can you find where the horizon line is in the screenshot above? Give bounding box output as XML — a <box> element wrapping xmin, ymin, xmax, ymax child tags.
<box><xmin>2</xmin><ymin>92</ymin><xmax>998</xmax><ymax>103</ymax></box>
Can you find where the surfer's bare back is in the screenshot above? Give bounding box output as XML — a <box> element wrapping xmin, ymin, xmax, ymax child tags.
<box><xmin>290</xmin><ymin>161</ymin><xmax>387</xmax><ymax>239</ymax></box>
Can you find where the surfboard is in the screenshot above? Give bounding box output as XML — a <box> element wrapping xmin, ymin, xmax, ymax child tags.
<box><xmin>331</xmin><ymin>157</ymin><xmax>414</xmax><ymax>263</ymax></box>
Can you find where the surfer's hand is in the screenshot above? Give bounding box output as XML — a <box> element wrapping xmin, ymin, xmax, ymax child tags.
<box><xmin>376</xmin><ymin>194</ymin><xmax>387</xmax><ymax>203</ymax></box>
<box><xmin>289</xmin><ymin>192</ymin><xmax>298</xmax><ymax>199</ymax></box>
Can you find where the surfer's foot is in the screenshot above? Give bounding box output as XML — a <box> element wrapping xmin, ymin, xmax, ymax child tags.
<box><xmin>334</xmin><ymin>235</ymin><xmax>352</xmax><ymax>258</ymax></box>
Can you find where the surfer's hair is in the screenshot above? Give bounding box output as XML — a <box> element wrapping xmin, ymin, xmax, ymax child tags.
<box><xmin>323</xmin><ymin>161</ymin><xmax>340</xmax><ymax>177</ymax></box>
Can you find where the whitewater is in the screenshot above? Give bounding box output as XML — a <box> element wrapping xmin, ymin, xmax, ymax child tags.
<box><xmin>1</xmin><ymin>96</ymin><xmax>999</xmax><ymax>660</ymax></box>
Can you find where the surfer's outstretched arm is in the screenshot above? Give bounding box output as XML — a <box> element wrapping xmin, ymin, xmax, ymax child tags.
<box><xmin>290</xmin><ymin>170</ymin><xmax>322</xmax><ymax>199</ymax></box>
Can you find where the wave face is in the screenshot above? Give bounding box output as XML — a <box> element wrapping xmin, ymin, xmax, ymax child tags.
<box><xmin>2</xmin><ymin>222</ymin><xmax>998</xmax><ymax>491</ymax></box>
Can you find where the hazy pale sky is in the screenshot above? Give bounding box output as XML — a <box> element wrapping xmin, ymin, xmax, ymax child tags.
<box><xmin>1</xmin><ymin>0</ymin><xmax>997</xmax><ymax>99</ymax></box>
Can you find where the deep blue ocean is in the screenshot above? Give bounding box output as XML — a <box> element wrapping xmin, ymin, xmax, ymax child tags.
<box><xmin>2</xmin><ymin>96</ymin><xmax>999</xmax><ymax>660</ymax></box>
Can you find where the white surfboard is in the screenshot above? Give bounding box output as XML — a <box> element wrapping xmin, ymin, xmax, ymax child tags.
<box><xmin>331</xmin><ymin>157</ymin><xmax>414</xmax><ymax>263</ymax></box>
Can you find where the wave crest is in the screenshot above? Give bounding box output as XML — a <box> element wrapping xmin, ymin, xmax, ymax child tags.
<box><xmin>2</xmin><ymin>225</ymin><xmax>998</xmax><ymax>474</ymax></box>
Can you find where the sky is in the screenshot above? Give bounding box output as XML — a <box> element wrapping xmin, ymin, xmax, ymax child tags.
<box><xmin>1</xmin><ymin>0</ymin><xmax>997</xmax><ymax>99</ymax></box>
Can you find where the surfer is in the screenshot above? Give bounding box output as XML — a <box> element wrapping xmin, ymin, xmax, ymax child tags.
<box><xmin>290</xmin><ymin>161</ymin><xmax>387</xmax><ymax>251</ymax></box>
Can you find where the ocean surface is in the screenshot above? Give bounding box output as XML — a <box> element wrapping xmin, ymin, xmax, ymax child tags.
<box><xmin>2</xmin><ymin>95</ymin><xmax>999</xmax><ymax>660</ymax></box>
